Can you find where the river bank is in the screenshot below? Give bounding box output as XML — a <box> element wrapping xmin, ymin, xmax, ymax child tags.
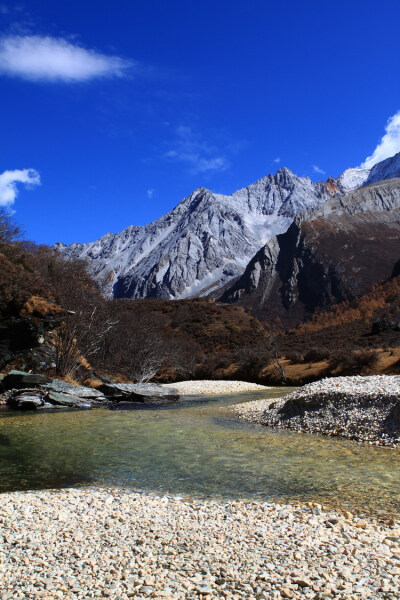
<box><xmin>235</xmin><ymin>375</ymin><xmax>400</xmax><ymax>447</ymax></box>
<box><xmin>1</xmin><ymin>487</ymin><xmax>399</xmax><ymax>600</ymax></box>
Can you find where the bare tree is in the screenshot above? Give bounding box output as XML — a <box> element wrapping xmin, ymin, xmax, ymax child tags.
<box><xmin>124</xmin><ymin>319</ymin><xmax>169</xmax><ymax>383</ymax></box>
<box><xmin>55</xmin><ymin>305</ymin><xmax>117</xmax><ymax>377</ymax></box>
<box><xmin>0</xmin><ymin>208</ymin><xmax>21</xmax><ymax>246</ymax></box>
<box><xmin>262</xmin><ymin>319</ymin><xmax>287</xmax><ymax>384</ymax></box>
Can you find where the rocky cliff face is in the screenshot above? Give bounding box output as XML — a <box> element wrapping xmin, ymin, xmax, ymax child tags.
<box><xmin>54</xmin><ymin>167</ymin><xmax>365</xmax><ymax>300</ymax></box>
<box><xmin>220</xmin><ymin>178</ymin><xmax>400</xmax><ymax>326</ymax></box>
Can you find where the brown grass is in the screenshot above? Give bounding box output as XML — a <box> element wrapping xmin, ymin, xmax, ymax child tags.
<box><xmin>21</xmin><ymin>295</ymin><xmax>64</xmax><ymax>318</ymax></box>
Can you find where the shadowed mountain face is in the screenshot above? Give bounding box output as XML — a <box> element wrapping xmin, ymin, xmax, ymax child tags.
<box><xmin>220</xmin><ymin>179</ymin><xmax>400</xmax><ymax>327</ymax></box>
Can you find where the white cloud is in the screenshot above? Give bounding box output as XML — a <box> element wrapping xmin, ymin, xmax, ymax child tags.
<box><xmin>0</xmin><ymin>168</ymin><xmax>40</xmax><ymax>207</ymax></box>
<box><xmin>164</xmin><ymin>125</ymin><xmax>229</xmax><ymax>174</ymax></box>
<box><xmin>0</xmin><ymin>35</ymin><xmax>131</xmax><ymax>82</ymax></box>
<box><xmin>312</xmin><ymin>164</ymin><xmax>326</xmax><ymax>175</ymax></box>
<box><xmin>147</xmin><ymin>188</ymin><xmax>154</xmax><ymax>199</ymax></box>
<box><xmin>361</xmin><ymin>110</ymin><xmax>400</xmax><ymax>168</ymax></box>
<box><xmin>273</xmin><ymin>157</ymin><xmax>281</xmax><ymax>163</ymax></box>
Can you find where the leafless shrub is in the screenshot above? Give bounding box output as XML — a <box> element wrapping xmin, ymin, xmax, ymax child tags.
<box><xmin>303</xmin><ymin>346</ymin><xmax>331</xmax><ymax>362</ymax></box>
<box><xmin>285</xmin><ymin>351</ymin><xmax>304</xmax><ymax>364</ymax></box>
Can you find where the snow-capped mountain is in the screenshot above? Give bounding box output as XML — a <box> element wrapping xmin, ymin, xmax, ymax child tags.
<box><xmin>55</xmin><ymin>168</ymin><xmax>356</xmax><ymax>299</ymax></box>
<box><xmin>337</xmin><ymin>167</ymin><xmax>370</xmax><ymax>192</ymax></box>
<box><xmin>54</xmin><ymin>152</ymin><xmax>400</xmax><ymax>301</ymax></box>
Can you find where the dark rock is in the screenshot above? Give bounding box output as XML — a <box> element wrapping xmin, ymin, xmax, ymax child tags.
<box><xmin>0</xmin><ymin>314</ymin><xmax>61</xmax><ymax>371</ymax></box>
<box><xmin>278</xmin><ymin>394</ymin><xmax>324</xmax><ymax>419</ymax></box>
<box><xmin>6</xmin><ymin>389</ymin><xmax>45</xmax><ymax>410</ymax></box>
<box><xmin>2</xmin><ymin>370</ymin><xmax>52</xmax><ymax>390</ymax></box>
<box><xmin>99</xmin><ymin>382</ymin><xmax>179</xmax><ymax>404</ymax></box>
<box><xmin>0</xmin><ymin>317</ymin><xmax>39</xmax><ymax>353</ymax></box>
<box><xmin>384</xmin><ymin>401</ymin><xmax>400</xmax><ymax>435</ymax></box>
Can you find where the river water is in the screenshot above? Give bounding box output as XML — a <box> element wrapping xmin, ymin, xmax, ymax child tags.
<box><xmin>1</xmin><ymin>387</ymin><xmax>400</xmax><ymax>519</ymax></box>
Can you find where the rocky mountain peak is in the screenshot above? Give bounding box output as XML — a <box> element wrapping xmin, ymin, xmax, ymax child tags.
<box><xmin>55</xmin><ymin>152</ymin><xmax>400</xmax><ymax>301</ymax></box>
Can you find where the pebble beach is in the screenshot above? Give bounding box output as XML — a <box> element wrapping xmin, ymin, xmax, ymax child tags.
<box><xmin>162</xmin><ymin>380</ymin><xmax>271</xmax><ymax>396</ymax></box>
<box><xmin>1</xmin><ymin>487</ymin><xmax>399</xmax><ymax>600</ymax></box>
<box><xmin>235</xmin><ymin>375</ymin><xmax>400</xmax><ymax>446</ymax></box>
<box><xmin>2</xmin><ymin>377</ymin><xmax>400</xmax><ymax>599</ymax></box>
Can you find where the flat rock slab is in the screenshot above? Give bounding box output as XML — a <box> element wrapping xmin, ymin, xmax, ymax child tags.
<box><xmin>99</xmin><ymin>382</ymin><xmax>179</xmax><ymax>404</ymax></box>
<box><xmin>42</xmin><ymin>380</ymin><xmax>105</xmax><ymax>399</ymax></box>
<box><xmin>46</xmin><ymin>390</ymin><xmax>91</xmax><ymax>409</ymax></box>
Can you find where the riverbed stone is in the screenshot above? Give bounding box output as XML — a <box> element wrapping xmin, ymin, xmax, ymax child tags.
<box><xmin>1</xmin><ymin>487</ymin><xmax>399</xmax><ymax>600</ymax></box>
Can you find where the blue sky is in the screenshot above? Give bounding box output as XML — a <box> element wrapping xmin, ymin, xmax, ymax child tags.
<box><xmin>1</xmin><ymin>0</ymin><xmax>400</xmax><ymax>244</ymax></box>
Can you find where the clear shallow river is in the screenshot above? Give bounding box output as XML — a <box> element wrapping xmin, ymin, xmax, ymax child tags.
<box><xmin>1</xmin><ymin>387</ymin><xmax>400</xmax><ymax>519</ymax></box>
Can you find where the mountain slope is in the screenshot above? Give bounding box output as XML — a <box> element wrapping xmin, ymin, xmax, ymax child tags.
<box><xmin>367</xmin><ymin>152</ymin><xmax>400</xmax><ymax>184</ymax></box>
<box><xmin>55</xmin><ymin>168</ymin><xmax>349</xmax><ymax>299</ymax></box>
<box><xmin>220</xmin><ymin>178</ymin><xmax>400</xmax><ymax>327</ymax></box>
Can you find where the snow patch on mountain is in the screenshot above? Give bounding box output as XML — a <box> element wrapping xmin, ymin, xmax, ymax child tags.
<box><xmin>337</xmin><ymin>167</ymin><xmax>370</xmax><ymax>191</ymax></box>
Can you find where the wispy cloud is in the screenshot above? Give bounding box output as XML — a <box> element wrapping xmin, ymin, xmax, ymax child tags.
<box><xmin>312</xmin><ymin>164</ymin><xmax>326</xmax><ymax>175</ymax></box>
<box><xmin>0</xmin><ymin>35</ymin><xmax>132</xmax><ymax>82</ymax></box>
<box><xmin>273</xmin><ymin>157</ymin><xmax>281</xmax><ymax>164</ymax></box>
<box><xmin>361</xmin><ymin>110</ymin><xmax>400</xmax><ymax>168</ymax></box>
<box><xmin>0</xmin><ymin>168</ymin><xmax>40</xmax><ymax>207</ymax></box>
<box><xmin>164</xmin><ymin>125</ymin><xmax>230</xmax><ymax>174</ymax></box>
<box><xmin>147</xmin><ymin>188</ymin><xmax>154</xmax><ymax>200</ymax></box>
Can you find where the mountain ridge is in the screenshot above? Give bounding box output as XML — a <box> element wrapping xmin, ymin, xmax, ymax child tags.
<box><xmin>55</xmin><ymin>160</ymin><xmax>379</xmax><ymax>300</ymax></box>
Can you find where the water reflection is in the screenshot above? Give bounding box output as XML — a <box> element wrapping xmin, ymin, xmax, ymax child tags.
<box><xmin>1</xmin><ymin>388</ymin><xmax>400</xmax><ymax>519</ymax></box>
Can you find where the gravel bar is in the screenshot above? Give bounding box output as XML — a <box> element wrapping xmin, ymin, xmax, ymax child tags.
<box><xmin>162</xmin><ymin>380</ymin><xmax>270</xmax><ymax>396</ymax></box>
<box><xmin>235</xmin><ymin>375</ymin><xmax>400</xmax><ymax>446</ymax></box>
<box><xmin>1</xmin><ymin>487</ymin><xmax>399</xmax><ymax>599</ymax></box>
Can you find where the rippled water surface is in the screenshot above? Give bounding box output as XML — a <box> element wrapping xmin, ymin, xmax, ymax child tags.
<box><xmin>1</xmin><ymin>388</ymin><xmax>400</xmax><ymax>518</ymax></box>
